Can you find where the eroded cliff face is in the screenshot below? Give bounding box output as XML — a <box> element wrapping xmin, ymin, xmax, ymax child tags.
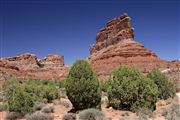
<box><xmin>88</xmin><ymin>13</ymin><xmax>179</xmax><ymax>79</ymax></box>
<box><xmin>90</xmin><ymin>13</ymin><xmax>135</xmax><ymax>54</ymax></box>
<box><xmin>0</xmin><ymin>53</ymin><xmax>69</xmax><ymax>81</ymax></box>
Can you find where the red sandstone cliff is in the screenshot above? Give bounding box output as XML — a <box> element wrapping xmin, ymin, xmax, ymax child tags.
<box><xmin>88</xmin><ymin>13</ymin><xmax>179</xmax><ymax>79</ymax></box>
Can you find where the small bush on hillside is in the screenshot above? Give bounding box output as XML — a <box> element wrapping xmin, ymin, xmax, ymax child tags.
<box><xmin>107</xmin><ymin>66</ymin><xmax>158</xmax><ymax>112</ymax></box>
<box><xmin>66</xmin><ymin>60</ymin><xmax>101</xmax><ymax>110</ymax></box>
<box><xmin>23</xmin><ymin>80</ymin><xmax>43</xmax><ymax>100</ymax></box>
<box><xmin>162</xmin><ymin>102</ymin><xmax>180</xmax><ymax>120</ymax></box>
<box><xmin>41</xmin><ymin>84</ymin><xmax>59</xmax><ymax>101</ymax></box>
<box><xmin>24</xmin><ymin>80</ymin><xmax>59</xmax><ymax>102</ymax></box>
<box><xmin>8</xmin><ymin>87</ymin><xmax>34</xmax><ymax>114</ymax></box>
<box><xmin>5</xmin><ymin>112</ymin><xmax>24</xmax><ymax>120</ymax></box>
<box><xmin>26</xmin><ymin>112</ymin><xmax>54</xmax><ymax>120</ymax></box>
<box><xmin>62</xmin><ymin>113</ymin><xmax>76</xmax><ymax>120</ymax></box>
<box><xmin>41</xmin><ymin>105</ymin><xmax>54</xmax><ymax>113</ymax></box>
<box><xmin>3</xmin><ymin>78</ymin><xmax>20</xmax><ymax>101</ymax></box>
<box><xmin>147</xmin><ymin>68</ymin><xmax>176</xmax><ymax>99</ymax></box>
<box><xmin>137</xmin><ymin>108</ymin><xmax>154</xmax><ymax>120</ymax></box>
<box><xmin>0</xmin><ymin>103</ymin><xmax>7</xmax><ymax>111</ymax></box>
<box><xmin>165</xmin><ymin>69</ymin><xmax>180</xmax><ymax>92</ymax></box>
<box><xmin>0</xmin><ymin>86</ymin><xmax>4</xmax><ymax>101</ymax></box>
<box><xmin>79</xmin><ymin>108</ymin><xmax>105</xmax><ymax>120</ymax></box>
<box><xmin>42</xmin><ymin>98</ymin><xmax>48</xmax><ymax>104</ymax></box>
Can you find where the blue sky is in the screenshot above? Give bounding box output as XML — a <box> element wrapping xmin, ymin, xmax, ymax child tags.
<box><xmin>0</xmin><ymin>0</ymin><xmax>179</xmax><ymax>65</ymax></box>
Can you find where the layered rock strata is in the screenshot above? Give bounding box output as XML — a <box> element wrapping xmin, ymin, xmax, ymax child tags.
<box><xmin>88</xmin><ymin>13</ymin><xmax>179</xmax><ymax>79</ymax></box>
<box><xmin>0</xmin><ymin>53</ymin><xmax>69</xmax><ymax>81</ymax></box>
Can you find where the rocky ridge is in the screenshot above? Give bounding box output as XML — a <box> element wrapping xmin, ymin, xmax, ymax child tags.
<box><xmin>0</xmin><ymin>53</ymin><xmax>68</xmax><ymax>82</ymax></box>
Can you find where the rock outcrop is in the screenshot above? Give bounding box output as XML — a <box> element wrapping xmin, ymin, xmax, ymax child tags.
<box><xmin>0</xmin><ymin>53</ymin><xmax>69</xmax><ymax>82</ymax></box>
<box><xmin>90</xmin><ymin>13</ymin><xmax>134</xmax><ymax>54</ymax></box>
<box><xmin>1</xmin><ymin>53</ymin><xmax>40</xmax><ymax>70</ymax></box>
<box><xmin>88</xmin><ymin>13</ymin><xmax>180</xmax><ymax>79</ymax></box>
<box><xmin>39</xmin><ymin>54</ymin><xmax>64</xmax><ymax>68</ymax></box>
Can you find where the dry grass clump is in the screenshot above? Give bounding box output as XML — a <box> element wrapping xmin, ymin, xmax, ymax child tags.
<box><xmin>26</xmin><ymin>112</ymin><xmax>54</xmax><ymax>120</ymax></box>
<box><xmin>79</xmin><ymin>108</ymin><xmax>105</xmax><ymax>120</ymax></box>
<box><xmin>62</xmin><ymin>113</ymin><xmax>76</xmax><ymax>120</ymax></box>
<box><xmin>41</xmin><ymin>105</ymin><xmax>54</xmax><ymax>113</ymax></box>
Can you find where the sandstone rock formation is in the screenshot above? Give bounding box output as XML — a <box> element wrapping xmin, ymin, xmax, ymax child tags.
<box><xmin>0</xmin><ymin>53</ymin><xmax>69</xmax><ymax>82</ymax></box>
<box><xmin>39</xmin><ymin>54</ymin><xmax>64</xmax><ymax>68</ymax></box>
<box><xmin>88</xmin><ymin>13</ymin><xmax>180</xmax><ymax>79</ymax></box>
<box><xmin>1</xmin><ymin>53</ymin><xmax>40</xmax><ymax>70</ymax></box>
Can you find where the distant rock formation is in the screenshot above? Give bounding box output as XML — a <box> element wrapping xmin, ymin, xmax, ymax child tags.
<box><xmin>1</xmin><ymin>53</ymin><xmax>40</xmax><ymax>70</ymax></box>
<box><xmin>0</xmin><ymin>53</ymin><xmax>69</xmax><ymax>81</ymax></box>
<box><xmin>88</xmin><ymin>13</ymin><xmax>179</xmax><ymax>79</ymax></box>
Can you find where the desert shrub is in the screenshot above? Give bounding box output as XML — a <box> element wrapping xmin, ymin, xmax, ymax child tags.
<box><xmin>26</xmin><ymin>112</ymin><xmax>54</xmax><ymax>120</ymax></box>
<box><xmin>3</xmin><ymin>78</ymin><xmax>20</xmax><ymax>100</ymax></box>
<box><xmin>0</xmin><ymin>86</ymin><xmax>4</xmax><ymax>101</ymax></box>
<box><xmin>24</xmin><ymin>80</ymin><xmax>59</xmax><ymax>102</ymax></box>
<box><xmin>137</xmin><ymin>108</ymin><xmax>154</xmax><ymax>120</ymax></box>
<box><xmin>79</xmin><ymin>108</ymin><xmax>105</xmax><ymax>120</ymax></box>
<box><xmin>99</xmin><ymin>80</ymin><xmax>110</xmax><ymax>92</ymax></box>
<box><xmin>147</xmin><ymin>68</ymin><xmax>176</xmax><ymax>99</ymax></box>
<box><xmin>23</xmin><ymin>80</ymin><xmax>43</xmax><ymax>100</ymax></box>
<box><xmin>57</xmin><ymin>80</ymin><xmax>66</xmax><ymax>88</ymax></box>
<box><xmin>162</xmin><ymin>102</ymin><xmax>180</xmax><ymax>120</ymax></box>
<box><xmin>41</xmin><ymin>105</ymin><xmax>54</xmax><ymax>113</ymax></box>
<box><xmin>7</xmin><ymin>87</ymin><xmax>34</xmax><ymax>114</ymax></box>
<box><xmin>41</xmin><ymin>84</ymin><xmax>59</xmax><ymax>101</ymax></box>
<box><xmin>107</xmin><ymin>66</ymin><xmax>158</xmax><ymax>112</ymax></box>
<box><xmin>0</xmin><ymin>103</ymin><xmax>7</xmax><ymax>111</ymax></box>
<box><xmin>34</xmin><ymin>102</ymin><xmax>46</xmax><ymax>111</ymax></box>
<box><xmin>164</xmin><ymin>69</ymin><xmax>180</xmax><ymax>92</ymax></box>
<box><xmin>66</xmin><ymin>60</ymin><xmax>101</xmax><ymax>110</ymax></box>
<box><xmin>5</xmin><ymin>112</ymin><xmax>24</xmax><ymax>120</ymax></box>
<box><xmin>62</xmin><ymin>113</ymin><xmax>76</xmax><ymax>120</ymax></box>
<box><xmin>42</xmin><ymin>98</ymin><xmax>48</xmax><ymax>104</ymax></box>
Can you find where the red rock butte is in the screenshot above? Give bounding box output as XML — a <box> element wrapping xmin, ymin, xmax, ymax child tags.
<box><xmin>88</xmin><ymin>13</ymin><xmax>179</xmax><ymax>79</ymax></box>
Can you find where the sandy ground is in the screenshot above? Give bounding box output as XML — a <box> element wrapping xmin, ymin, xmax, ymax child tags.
<box><xmin>0</xmin><ymin>111</ymin><xmax>6</xmax><ymax>120</ymax></box>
